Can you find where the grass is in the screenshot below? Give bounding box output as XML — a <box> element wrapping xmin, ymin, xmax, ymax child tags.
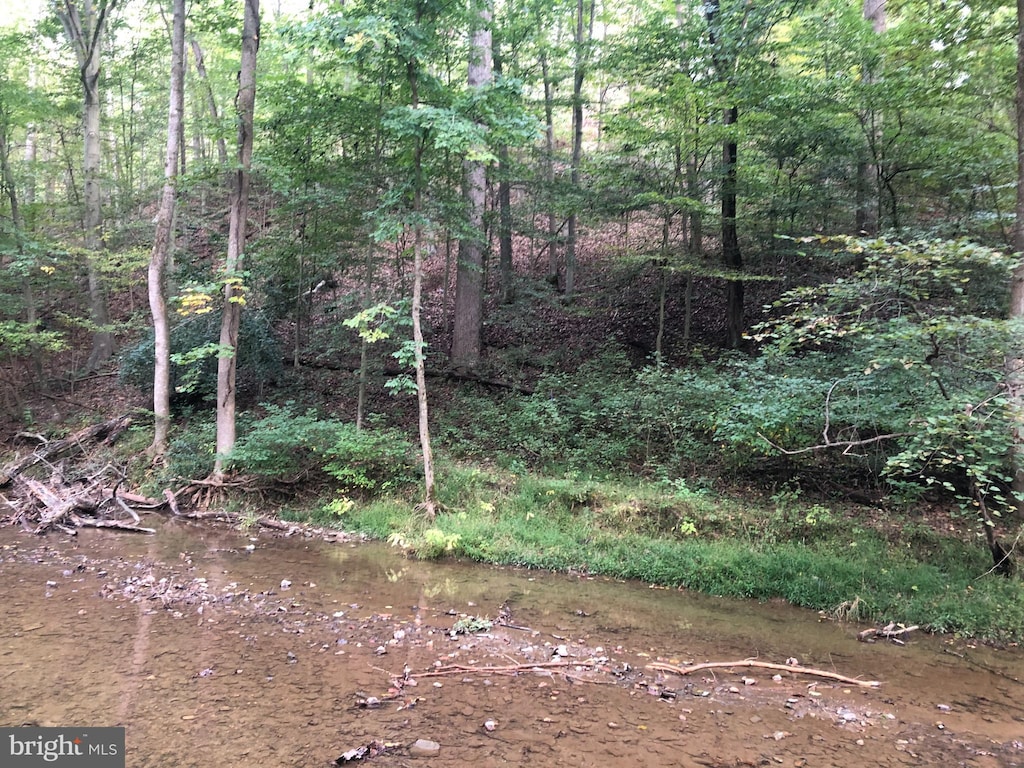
<box><xmin>285</xmin><ymin>459</ymin><xmax>1024</xmax><ymax>644</ymax></box>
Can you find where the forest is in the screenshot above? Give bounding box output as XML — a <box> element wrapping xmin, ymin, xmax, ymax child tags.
<box><xmin>2</xmin><ymin>0</ymin><xmax>1024</xmax><ymax>641</ymax></box>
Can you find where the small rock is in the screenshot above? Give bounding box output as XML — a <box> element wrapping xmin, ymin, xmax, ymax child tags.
<box><xmin>483</xmin><ymin>719</ymin><xmax>496</xmax><ymax>732</ymax></box>
<box><xmin>554</xmin><ymin>645</ymin><xmax>569</xmax><ymax>657</ymax></box>
<box><xmin>409</xmin><ymin>739</ymin><xmax>440</xmax><ymax>757</ymax></box>
<box><xmin>280</xmin><ymin>579</ymin><xmax>292</xmax><ymax>589</ymax></box>
<box><xmin>936</xmin><ymin>704</ymin><xmax>951</xmax><ymax>712</ymax></box>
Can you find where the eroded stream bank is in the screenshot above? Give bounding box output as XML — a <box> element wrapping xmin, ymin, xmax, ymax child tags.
<box><xmin>1</xmin><ymin>519</ymin><xmax>1022</xmax><ymax>767</ymax></box>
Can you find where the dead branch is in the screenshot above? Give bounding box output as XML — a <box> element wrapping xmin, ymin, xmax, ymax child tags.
<box><xmin>647</xmin><ymin>659</ymin><xmax>881</xmax><ymax>688</ymax></box>
<box><xmin>1</xmin><ymin>414</ymin><xmax>132</xmax><ymax>485</ymax></box>
<box><xmin>757</xmin><ymin>431</ymin><xmax>911</xmax><ymax>457</ymax></box>
<box><xmin>858</xmin><ymin>623</ymin><xmax>919</xmax><ymax>643</ymax></box>
<box><xmin>70</xmin><ymin>514</ymin><xmax>155</xmax><ymax>534</ymax></box>
<box><xmin>396</xmin><ymin>659</ymin><xmax>602</xmax><ymax>681</ymax></box>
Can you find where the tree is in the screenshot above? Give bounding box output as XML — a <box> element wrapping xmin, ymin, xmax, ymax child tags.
<box><xmin>147</xmin><ymin>0</ymin><xmax>185</xmax><ymax>459</ymax></box>
<box><xmin>450</xmin><ymin>0</ymin><xmax>493</xmax><ymax>372</ymax></box>
<box><xmin>564</xmin><ymin>0</ymin><xmax>595</xmax><ymax>300</ymax></box>
<box><xmin>855</xmin><ymin>0</ymin><xmax>885</xmax><ymax>235</ymax></box>
<box><xmin>705</xmin><ymin>0</ymin><xmax>743</xmax><ymax>348</ymax></box>
<box><xmin>1011</xmin><ymin>0</ymin><xmax>1024</xmax><ymax>516</ymax></box>
<box><xmin>54</xmin><ymin>0</ymin><xmax>118</xmax><ymax>371</ymax></box>
<box><xmin>213</xmin><ymin>0</ymin><xmax>260</xmax><ymax>478</ymax></box>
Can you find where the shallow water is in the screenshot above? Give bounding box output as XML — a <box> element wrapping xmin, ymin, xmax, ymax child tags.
<box><xmin>1</xmin><ymin>518</ymin><xmax>1022</xmax><ymax>767</ymax></box>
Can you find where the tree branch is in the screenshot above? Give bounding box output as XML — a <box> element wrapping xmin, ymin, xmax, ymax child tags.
<box><xmin>758</xmin><ymin>431</ymin><xmax>911</xmax><ymax>456</ymax></box>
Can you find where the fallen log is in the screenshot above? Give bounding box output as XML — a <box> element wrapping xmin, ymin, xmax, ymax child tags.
<box><xmin>647</xmin><ymin>659</ymin><xmax>881</xmax><ymax>688</ymax></box>
<box><xmin>70</xmin><ymin>514</ymin><xmax>155</xmax><ymax>534</ymax></box>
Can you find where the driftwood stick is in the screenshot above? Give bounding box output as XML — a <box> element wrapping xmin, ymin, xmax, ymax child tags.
<box><xmin>858</xmin><ymin>624</ymin><xmax>919</xmax><ymax>642</ymax></box>
<box><xmin>399</xmin><ymin>659</ymin><xmax>601</xmax><ymax>681</ymax></box>
<box><xmin>647</xmin><ymin>660</ymin><xmax>881</xmax><ymax>688</ymax></box>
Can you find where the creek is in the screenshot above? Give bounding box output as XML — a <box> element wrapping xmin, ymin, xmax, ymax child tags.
<box><xmin>1</xmin><ymin>518</ymin><xmax>1022</xmax><ymax>767</ymax></box>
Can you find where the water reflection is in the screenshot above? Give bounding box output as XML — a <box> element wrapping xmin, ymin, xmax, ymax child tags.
<box><xmin>0</xmin><ymin>521</ymin><xmax>1022</xmax><ymax>768</ymax></box>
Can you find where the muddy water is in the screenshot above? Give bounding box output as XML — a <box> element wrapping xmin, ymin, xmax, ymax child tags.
<box><xmin>1</xmin><ymin>520</ymin><xmax>1022</xmax><ymax>767</ymax></box>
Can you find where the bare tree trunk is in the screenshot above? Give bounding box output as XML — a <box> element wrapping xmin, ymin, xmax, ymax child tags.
<box><xmin>565</xmin><ymin>0</ymin><xmax>594</xmax><ymax>301</ymax></box>
<box><xmin>722</xmin><ymin>106</ymin><xmax>743</xmax><ymax>348</ymax></box>
<box><xmin>1010</xmin><ymin>0</ymin><xmax>1024</xmax><ymax>518</ymax></box>
<box><xmin>706</xmin><ymin>0</ymin><xmax>743</xmax><ymax>348</ymax></box>
<box><xmin>541</xmin><ymin>48</ymin><xmax>559</xmax><ymax>285</ymax></box>
<box><xmin>213</xmin><ymin>0</ymin><xmax>260</xmax><ymax>478</ymax></box>
<box><xmin>493</xmin><ymin>35</ymin><xmax>514</xmax><ymax>305</ymax></box>
<box><xmin>56</xmin><ymin>0</ymin><xmax>118</xmax><ymax>372</ymax></box>
<box><xmin>147</xmin><ymin>0</ymin><xmax>185</xmax><ymax>459</ymax></box>
<box><xmin>450</xmin><ymin>4</ymin><xmax>492</xmax><ymax>372</ymax></box>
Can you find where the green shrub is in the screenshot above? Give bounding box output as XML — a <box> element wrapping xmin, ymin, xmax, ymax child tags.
<box><xmin>322</xmin><ymin>423</ymin><xmax>416</xmax><ymax>492</ymax></box>
<box><xmin>228</xmin><ymin>404</ymin><xmax>416</xmax><ymax>492</ymax></box>
<box><xmin>229</xmin><ymin>404</ymin><xmax>342</xmax><ymax>479</ymax></box>
<box><xmin>442</xmin><ymin>347</ymin><xmax>641</xmax><ymax>472</ymax></box>
<box><xmin>119</xmin><ymin>311</ymin><xmax>281</xmax><ymax>405</ymax></box>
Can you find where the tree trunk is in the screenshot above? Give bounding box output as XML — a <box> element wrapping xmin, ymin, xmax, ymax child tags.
<box><xmin>147</xmin><ymin>0</ymin><xmax>185</xmax><ymax>459</ymax></box>
<box><xmin>57</xmin><ymin>0</ymin><xmax>118</xmax><ymax>372</ymax></box>
<box><xmin>213</xmin><ymin>0</ymin><xmax>260</xmax><ymax>478</ymax></box>
<box><xmin>493</xmin><ymin>36</ymin><xmax>514</xmax><ymax>305</ymax></box>
<box><xmin>565</xmin><ymin>0</ymin><xmax>594</xmax><ymax>301</ymax></box>
<box><xmin>722</xmin><ymin>107</ymin><xmax>743</xmax><ymax>348</ymax></box>
<box><xmin>1010</xmin><ymin>0</ymin><xmax>1024</xmax><ymax>518</ymax></box>
<box><xmin>190</xmin><ymin>37</ymin><xmax>230</xmax><ymax>167</ymax></box>
<box><xmin>541</xmin><ymin>50</ymin><xmax>559</xmax><ymax>285</ymax></box>
<box><xmin>450</xmin><ymin>4</ymin><xmax>492</xmax><ymax>372</ymax></box>
<box><xmin>497</xmin><ymin>147</ymin><xmax>514</xmax><ymax>303</ymax></box>
<box><xmin>706</xmin><ymin>0</ymin><xmax>743</xmax><ymax>348</ymax></box>
<box><xmin>856</xmin><ymin>0</ymin><xmax>885</xmax><ymax>235</ymax></box>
